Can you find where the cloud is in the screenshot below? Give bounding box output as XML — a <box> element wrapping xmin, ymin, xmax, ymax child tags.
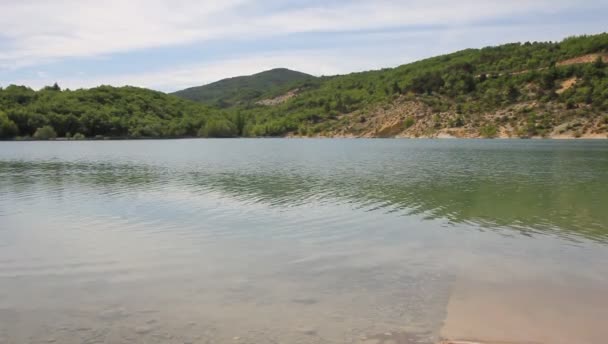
<box><xmin>0</xmin><ymin>0</ymin><xmax>592</xmax><ymax>70</ymax></box>
<box><xmin>0</xmin><ymin>0</ymin><xmax>248</xmax><ymax>69</ymax></box>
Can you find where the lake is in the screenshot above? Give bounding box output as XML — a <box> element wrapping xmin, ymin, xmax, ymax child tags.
<box><xmin>1</xmin><ymin>139</ymin><xmax>607</xmax><ymax>344</ymax></box>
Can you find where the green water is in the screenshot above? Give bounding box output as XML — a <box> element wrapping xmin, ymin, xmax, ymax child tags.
<box><xmin>1</xmin><ymin>139</ymin><xmax>607</xmax><ymax>343</ymax></box>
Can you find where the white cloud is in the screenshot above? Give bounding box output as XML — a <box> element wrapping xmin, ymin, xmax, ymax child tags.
<box><xmin>0</xmin><ymin>0</ymin><xmax>590</xmax><ymax>70</ymax></box>
<box><xmin>0</xmin><ymin>0</ymin><xmax>248</xmax><ymax>68</ymax></box>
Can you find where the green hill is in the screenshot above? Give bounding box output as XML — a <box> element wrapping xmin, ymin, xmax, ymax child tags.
<box><xmin>171</xmin><ymin>68</ymin><xmax>315</xmax><ymax>108</ymax></box>
<box><xmin>0</xmin><ymin>85</ymin><xmax>236</xmax><ymax>139</ymax></box>
<box><xmin>1</xmin><ymin>33</ymin><xmax>607</xmax><ymax>140</ymax></box>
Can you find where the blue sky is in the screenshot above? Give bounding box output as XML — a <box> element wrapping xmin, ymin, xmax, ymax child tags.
<box><xmin>0</xmin><ymin>0</ymin><xmax>606</xmax><ymax>92</ymax></box>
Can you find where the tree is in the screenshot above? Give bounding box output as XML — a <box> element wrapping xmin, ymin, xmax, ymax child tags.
<box><xmin>506</xmin><ymin>85</ymin><xmax>520</xmax><ymax>102</ymax></box>
<box><xmin>0</xmin><ymin>112</ymin><xmax>19</xmax><ymax>138</ymax></box>
<box><xmin>335</xmin><ymin>96</ymin><xmax>345</xmax><ymax>112</ymax></box>
<box><xmin>392</xmin><ymin>81</ymin><xmax>401</xmax><ymax>94</ymax></box>
<box><xmin>409</xmin><ymin>72</ymin><xmax>445</xmax><ymax>94</ymax></box>
<box><xmin>198</xmin><ymin>118</ymin><xmax>237</xmax><ymax>138</ymax></box>
<box><xmin>593</xmin><ymin>56</ymin><xmax>605</xmax><ymax>69</ymax></box>
<box><xmin>541</xmin><ymin>68</ymin><xmax>558</xmax><ymax>90</ymax></box>
<box><xmin>232</xmin><ymin>111</ymin><xmax>246</xmax><ymax>136</ymax></box>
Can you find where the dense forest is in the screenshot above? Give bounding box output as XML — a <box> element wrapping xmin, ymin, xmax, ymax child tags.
<box><xmin>0</xmin><ymin>85</ymin><xmax>249</xmax><ymax>139</ymax></box>
<box><xmin>1</xmin><ymin>33</ymin><xmax>607</xmax><ymax>140</ymax></box>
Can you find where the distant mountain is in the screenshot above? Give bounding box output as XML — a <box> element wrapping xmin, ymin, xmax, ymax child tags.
<box><xmin>172</xmin><ymin>68</ymin><xmax>315</xmax><ymax>108</ymax></box>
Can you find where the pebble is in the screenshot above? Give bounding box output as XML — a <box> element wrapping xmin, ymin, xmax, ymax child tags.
<box><xmin>233</xmin><ymin>336</ymin><xmax>240</xmax><ymax>340</ymax></box>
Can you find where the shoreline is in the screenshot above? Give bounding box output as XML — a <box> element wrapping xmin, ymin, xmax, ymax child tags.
<box><xmin>1</xmin><ymin>135</ymin><xmax>607</xmax><ymax>142</ymax></box>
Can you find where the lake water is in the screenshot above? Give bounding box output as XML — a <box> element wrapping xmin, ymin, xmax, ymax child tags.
<box><xmin>0</xmin><ymin>139</ymin><xmax>607</xmax><ymax>344</ymax></box>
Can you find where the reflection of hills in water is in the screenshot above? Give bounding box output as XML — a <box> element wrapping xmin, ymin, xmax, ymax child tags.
<box><xmin>2</xmin><ymin>144</ymin><xmax>607</xmax><ymax>243</ymax></box>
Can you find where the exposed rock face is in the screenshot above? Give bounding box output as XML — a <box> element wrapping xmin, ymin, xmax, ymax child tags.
<box><xmin>298</xmin><ymin>95</ymin><xmax>607</xmax><ymax>139</ymax></box>
<box><xmin>556</xmin><ymin>53</ymin><xmax>608</xmax><ymax>66</ymax></box>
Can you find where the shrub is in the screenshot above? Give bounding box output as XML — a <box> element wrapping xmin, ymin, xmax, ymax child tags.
<box><xmin>403</xmin><ymin>117</ymin><xmax>415</xmax><ymax>129</ymax></box>
<box><xmin>33</xmin><ymin>125</ymin><xmax>57</xmax><ymax>140</ymax></box>
<box><xmin>480</xmin><ymin>124</ymin><xmax>498</xmax><ymax>138</ymax></box>
<box><xmin>72</xmin><ymin>133</ymin><xmax>86</xmax><ymax>140</ymax></box>
<box><xmin>449</xmin><ymin>117</ymin><xmax>465</xmax><ymax>127</ymax></box>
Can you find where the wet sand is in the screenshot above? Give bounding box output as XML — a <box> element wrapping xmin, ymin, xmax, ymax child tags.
<box><xmin>440</xmin><ymin>268</ymin><xmax>608</xmax><ymax>344</ymax></box>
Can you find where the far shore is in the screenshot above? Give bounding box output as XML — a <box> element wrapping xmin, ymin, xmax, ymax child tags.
<box><xmin>1</xmin><ymin>134</ymin><xmax>607</xmax><ymax>142</ymax></box>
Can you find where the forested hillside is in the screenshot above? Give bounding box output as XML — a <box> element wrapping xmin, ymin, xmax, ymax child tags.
<box><xmin>0</xmin><ymin>85</ymin><xmax>237</xmax><ymax>139</ymax></box>
<box><xmin>1</xmin><ymin>33</ymin><xmax>607</xmax><ymax>140</ymax></box>
<box><xmin>237</xmin><ymin>33</ymin><xmax>608</xmax><ymax>138</ymax></box>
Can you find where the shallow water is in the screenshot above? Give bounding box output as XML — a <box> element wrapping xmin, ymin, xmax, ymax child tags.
<box><xmin>0</xmin><ymin>139</ymin><xmax>607</xmax><ymax>344</ymax></box>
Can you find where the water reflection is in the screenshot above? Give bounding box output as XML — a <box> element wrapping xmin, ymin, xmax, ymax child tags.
<box><xmin>1</xmin><ymin>139</ymin><xmax>607</xmax><ymax>242</ymax></box>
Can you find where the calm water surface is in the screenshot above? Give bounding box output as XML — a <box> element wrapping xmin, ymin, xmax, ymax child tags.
<box><xmin>0</xmin><ymin>139</ymin><xmax>607</xmax><ymax>344</ymax></box>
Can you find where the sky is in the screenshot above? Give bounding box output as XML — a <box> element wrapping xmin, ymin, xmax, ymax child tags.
<box><xmin>0</xmin><ymin>0</ymin><xmax>606</xmax><ymax>92</ymax></box>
